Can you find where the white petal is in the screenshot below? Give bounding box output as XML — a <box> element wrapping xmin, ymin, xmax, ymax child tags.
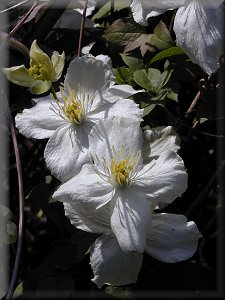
<box><xmin>174</xmin><ymin>2</ymin><xmax>224</xmax><ymax>74</ymax></box>
<box><xmin>110</xmin><ymin>188</ymin><xmax>151</xmax><ymax>253</ymax></box>
<box><xmin>88</xmin><ymin>98</ymin><xmax>143</xmax><ymax>122</ymax></box>
<box><xmin>146</xmin><ymin>213</ymin><xmax>202</xmax><ymax>263</ymax></box>
<box><xmin>63</xmin><ymin>202</ymin><xmax>110</xmax><ymax>234</ymax></box>
<box><xmin>15</xmin><ymin>97</ymin><xmax>65</xmax><ymax>139</ymax></box>
<box><xmin>134</xmin><ymin>150</ymin><xmax>188</xmax><ymax>204</ymax></box>
<box><xmin>44</xmin><ymin>124</ymin><xmax>90</xmax><ymax>181</ymax></box>
<box><xmin>64</xmin><ymin>55</ymin><xmax>114</xmax><ymax>109</ymax></box>
<box><xmin>89</xmin><ymin>117</ymin><xmax>143</xmax><ymax>171</ymax></box>
<box><xmin>130</xmin><ymin>0</ymin><xmax>185</xmax><ymax>25</ymax></box>
<box><xmin>90</xmin><ymin>235</ymin><xmax>143</xmax><ymax>288</ymax></box>
<box><xmin>105</xmin><ymin>85</ymin><xmax>144</xmax><ymax>103</ymax></box>
<box><xmin>53</xmin><ymin>164</ymin><xmax>114</xmax><ymax>210</ymax></box>
<box><xmin>142</xmin><ymin>126</ymin><xmax>180</xmax><ymax>163</ymax></box>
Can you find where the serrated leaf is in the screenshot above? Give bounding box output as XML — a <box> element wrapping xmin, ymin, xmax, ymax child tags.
<box><xmin>124</xmin><ymin>34</ymin><xmax>155</xmax><ymax>55</ymax></box>
<box><xmin>120</xmin><ymin>53</ymin><xmax>144</xmax><ymax>70</ymax></box>
<box><xmin>150</xmin><ymin>46</ymin><xmax>185</xmax><ymax>64</ymax></box>
<box><xmin>104</xmin><ymin>18</ymin><xmax>146</xmax><ymax>46</ymax></box>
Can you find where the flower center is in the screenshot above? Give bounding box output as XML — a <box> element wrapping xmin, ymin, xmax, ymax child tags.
<box><xmin>29</xmin><ymin>63</ymin><xmax>49</xmax><ymax>81</ymax></box>
<box><xmin>111</xmin><ymin>158</ymin><xmax>133</xmax><ymax>187</ymax></box>
<box><xmin>62</xmin><ymin>88</ymin><xmax>85</xmax><ymax>124</ymax></box>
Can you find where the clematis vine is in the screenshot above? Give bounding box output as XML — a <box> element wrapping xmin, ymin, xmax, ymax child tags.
<box><xmin>3</xmin><ymin>40</ymin><xmax>65</xmax><ymax>94</ymax></box>
<box><xmin>15</xmin><ymin>55</ymin><xmax>143</xmax><ymax>182</ymax></box>
<box><xmin>55</xmin><ymin>197</ymin><xmax>202</xmax><ymax>288</ymax></box>
<box><xmin>130</xmin><ymin>0</ymin><xmax>224</xmax><ymax>74</ymax></box>
<box><xmin>53</xmin><ymin>117</ymin><xmax>188</xmax><ymax>255</ymax></box>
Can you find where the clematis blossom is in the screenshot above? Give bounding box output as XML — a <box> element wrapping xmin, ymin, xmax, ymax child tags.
<box><xmin>53</xmin><ymin>117</ymin><xmax>188</xmax><ymax>255</ymax></box>
<box><xmin>59</xmin><ymin>200</ymin><xmax>202</xmax><ymax>288</ymax></box>
<box><xmin>15</xmin><ymin>55</ymin><xmax>143</xmax><ymax>182</ymax></box>
<box><xmin>130</xmin><ymin>0</ymin><xmax>224</xmax><ymax>74</ymax></box>
<box><xmin>142</xmin><ymin>126</ymin><xmax>180</xmax><ymax>163</ymax></box>
<box><xmin>3</xmin><ymin>40</ymin><xmax>65</xmax><ymax>94</ymax></box>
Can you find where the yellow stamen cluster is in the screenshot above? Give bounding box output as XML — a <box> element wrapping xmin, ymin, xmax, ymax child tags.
<box><xmin>62</xmin><ymin>89</ymin><xmax>84</xmax><ymax>124</ymax></box>
<box><xmin>29</xmin><ymin>63</ymin><xmax>49</xmax><ymax>81</ymax></box>
<box><xmin>111</xmin><ymin>158</ymin><xmax>134</xmax><ymax>187</ymax></box>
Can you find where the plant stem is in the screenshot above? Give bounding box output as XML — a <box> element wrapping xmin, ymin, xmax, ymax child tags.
<box><xmin>185</xmin><ymin>91</ymin><xmax>201</xmax><ymax>116</ymax></box>
<box><xmin>50</xmin><ymin>84</ymin><xmax>59</xmax><ymax>101</ymax></box>
<box><xmin>77</xmin><ymin>0</ymin><xmax>88</xmax><ymax>57</ymax></box>
<box><xmin>1</xmin><ymin>91</ymin><xmax>24</xmax><ymax>300</ymax></box>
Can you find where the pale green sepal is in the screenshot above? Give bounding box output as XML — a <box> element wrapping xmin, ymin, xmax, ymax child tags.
<box><xmin>29</xmin><ymin>40</ymin><xmax>52</xmax><ymax>71</ymax></box>
<box><xmin>51</xmin><ymin>51</ymin><xmax>65</xmax><ymax>80</ymax></box>
<box><xmin>30</xmin><ymin>79</ymin><xmax>52</xmax><ymax>95</ymax></box>
<box><xmin>3</xmin><ymin>65</ymin><xmax>33</xmax><ymax>87</ymax></box>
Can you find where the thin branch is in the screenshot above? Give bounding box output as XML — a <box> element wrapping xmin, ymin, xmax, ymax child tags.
<box><xmin>1</xmin><ymin>91</ymin><xmax>24</xmax><ymax>300</ymax></box>
<box><xmin>185</xmin><ymin>91</ymin><xmax>201</xmax><ymax>116</ymax></box>
<box><xmin>77</xmin><ymin>0</ymin><xmax>88</xmax><ymax>57</ymax></box>
<box><xmin>8</xmin><ymin>1</ymin><xmax>37</xmax><ymax>37</ymax></box>
<box><xmin>0</xmin><ymin>0</ymin><xmax>30</xmax><ymax>14</ymax></box>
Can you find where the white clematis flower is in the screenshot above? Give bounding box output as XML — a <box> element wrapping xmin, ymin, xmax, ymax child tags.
<box><xmin>142</xmin><ymin>126</ymin><xmax>181</xmax><ymax>163</ymax></box>
<box><xmin>130</xmin><ymin>0</ymin><xmax>224</xmax><ymax>74</ymax></box>
<box><xmin>53</xmin><ymin>117</ymin><xmax>188</xmax><ymax>254</ymax></box>
<box><xmin>15</xmin><ymin>55</ymin><xmax>143</xmax><ymax>182</ymax></box>
<box><xmin>61</xmin><ymin>200</ymin><xmax>202</xmax><ymax>288</ymax></box>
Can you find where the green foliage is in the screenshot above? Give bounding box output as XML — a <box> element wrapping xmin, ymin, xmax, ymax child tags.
<box><xmin>124</xmin><ymin>20</ymin><xmax>175</xmax><ymax>55</ymax></box>
<box><xmin>92</xmin><ymin>0</ymin><xmax>131</xmax><ymax>22</ymax></box>
<box><xmin>103</xmin><ymin>17</ymin><xmax>146</xmax><ymax>46</ymax></box>
<box><xmin>149</xmin><ymin>46</ymin><xmax>185</xmax><ymax>65</ymax></box>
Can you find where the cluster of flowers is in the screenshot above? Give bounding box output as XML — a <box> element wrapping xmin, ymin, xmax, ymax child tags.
<box><xmin>4</xmin><ymin>39</ymin><xmax>202</xmax><ymax>287</ymax></box>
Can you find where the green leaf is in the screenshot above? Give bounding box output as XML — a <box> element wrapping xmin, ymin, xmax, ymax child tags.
<box><xmin>103</xmin><ymin>18</ymin><xmax>146</xmax><ymax>46</ymax></box>
<box><xmin>159</xmin><ymin>70</ymin><xmax>173</xmax><ymax>89</ymax></box>
<box><xmin>150</xmin><ymin>46</ymin><xmax>185</xmax><ymax>64</ymax></box>
<box><xmin>133</xmin><ymin>69</ymin><xmax>152</xmax><ymax>90</ymax></box>
<box><xmin>120</xmin><ymin>54</ymin><xmax>144</xmax><ymax>70</ymax></box>
<box><xmin>92</xmin><ymin>0</ymin><xmax>131</xmax><ymax>22</ymax></box>
<box><xmin>105</xmin><ymin>286</ymin><xmax>133</xmax><ymax>299</ymax></box>
<box><xmin>154</xmin><ymin>20</ymin><xmax>174</xmax><ymax>45</ymax></box>
<box><xmin>12</xmin><ymin>281</ymin><xmax>23</xmax><ymax>299</ymax></box>
<box><xmin>143</xmin><ymin>104</ymin><xmax>156</xmax><ymax>116</ymax></box>
<box><xmin>167</xmin><ymin>90</ymin><xmax>178</xmax><ymax>102</ymax></box>
<box><xmin>115</xmin><ymin>66</ymin><xmax>134</xmax><ymax>85</ymax></box>
<box><xmin>147</xmin><ymin>68</ymin><xmax>162</xmax><ymax>91</ymax></box>
<box><xmin>147</xmin><ymin>21</ymin><xmax>175</xmax><ymax>51</ymax></box>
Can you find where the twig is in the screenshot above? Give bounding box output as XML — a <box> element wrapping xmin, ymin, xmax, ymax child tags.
<box><xmin>8</xmin><ymin>1</ymin><xmax>37</xmax><ymax>37</ymax></box>
<box><xmin>77</xmin><ymin>0</ymin><xmax>88</xmax><ymax>57</ymax></box>
<box><xmin>1</xmin><ymin>91</ymin><xmax>24</xmax><ymax>300</ymax></box>
<box><xmin>186</xmin><ymin>160</ymin><xmax>225</xmax><ymax>218</ymax></box>
<box><xmin>0</xmin><ymin>0</ymin><xmax>30</xmax><ymax>14</ymax></box>
<box><xmin>185</xmin><ymin>91</ymin><xmax>201</xmax><ymax>116</ymax></box>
